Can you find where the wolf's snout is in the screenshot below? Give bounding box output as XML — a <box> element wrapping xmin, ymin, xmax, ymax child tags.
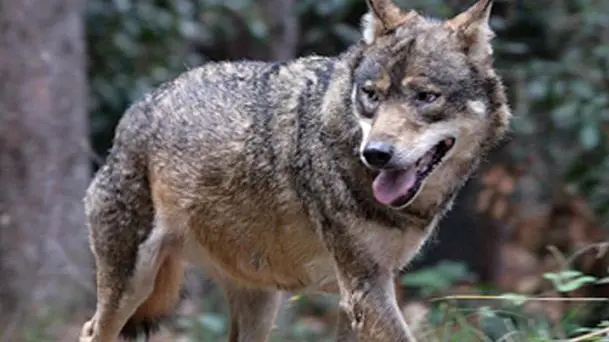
<box><xmin>362</xmin><ymin>141</ymin><xmax>394</xmax><ymax>168</ymax></box>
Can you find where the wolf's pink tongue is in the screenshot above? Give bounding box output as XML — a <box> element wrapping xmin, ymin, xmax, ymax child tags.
<box><xmin>372</xmin><ymin>169</ymin><xmax>417</xmax><ymax>205</ymax></box>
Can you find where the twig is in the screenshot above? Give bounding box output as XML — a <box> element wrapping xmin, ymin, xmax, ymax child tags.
<box><xmin>429</xmin><ymin>294</ymin><xmax>609</xmax><ymax>303</ymax></box>
<box><xmin>547</xmin><ymin>245</ymin><xmax>569</xmax><ymax>270</ymax></box>
<box><xmin>569</xmin><ymin>325</ymin><xmax>609</xmax><ymax>342</ymax></box>
<box><xmin>565</xmin><ymin>242</ymin><xmax>609</xmax><ymax>267</ymax></box>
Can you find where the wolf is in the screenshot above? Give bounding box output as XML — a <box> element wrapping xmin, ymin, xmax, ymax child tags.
<box><xmin>79</xmin><ymin>0</ymin><xmax>511</xmax><ymax>341</ymax></box>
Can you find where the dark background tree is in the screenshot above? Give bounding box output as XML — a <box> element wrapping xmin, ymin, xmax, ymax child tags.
<box><xmin>0</xmin><ymin>0</ymin><xmax>92</xmax><ymax>339</ymax></box>
<box><xmin>2</xmin><ymin>0</ymin><xmax>609</xmax><ymax>340</ymax></box>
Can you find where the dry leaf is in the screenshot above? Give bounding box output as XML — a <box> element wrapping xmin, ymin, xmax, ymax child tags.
<box><xmin>498</xmin><ymin>176</ymin><xmax>515</xmax><ymax>195</ymax></box>
<box><xmin>481</xmin><ymin>166</ymin><xmax>505</xmax><ymax>187</ymax></box>
<box><xmin>476</xmin><ymin>188</ymin><xmax>495</xmax><ymax>213</ymax></box>
<box><xmin>491</xmin><ymin>198</ymin><xmax>509</xmax><ymax>220</ymax></box>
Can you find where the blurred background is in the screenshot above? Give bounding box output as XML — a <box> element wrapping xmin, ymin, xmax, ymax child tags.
<box><xmin>1</xmin><ymin>0</ymin><xmax>609</xmax><ymax>341</ymax></box>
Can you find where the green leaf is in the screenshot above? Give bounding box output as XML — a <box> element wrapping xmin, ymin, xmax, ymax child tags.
<box><xmin>544</xmin><ymin>271</ymin><xmax>598</xmax><ymax>292</ymax></box>
<box><xmin>558</xmin><ymin>270</ymin><xmax>586</xmax><ymax>279</ymax></box>
<box><xmin>580</xmin><ymin>123</ymin><xmax>601</xmax><ymax>150</ymax></box>
<box><xmin>400</xmin><ymin>261</ymin><xmax>469</xmax><ymax>296</ymax></box>
<box><xmin>571</xmin><ymin>79</ymin><xmax>595</xmax><ymax>99</ymax></box>
<box><xmin>556</xmin><ymin>276</ymin><xmax>598</xmax><ymax>292</ymax></box>
<box><xmin>477</xmin><ymin>306</ymin><xmax>496</xmax><ymax>318</ymax></box>
<box><xmin>197</xmin><ymin>313</ymin><xmax>227</xmax><ymax>334</ymax></box>
<box><xmin>498</xmin><ymin>292</ymin><xmax>529</xmax><ymax>306</ymax></box>
<box><xmin>247</xmin><ymin>18</ymin><xmax>268</xmax><ymax>40</ymax></box>
<box><xmin>551</xmin><ymin>102</ymin><xmax>578</xmax><ymax>128</ymax></box>
<box><xmin>543</xmin><ymin>270</ymin><xmax>585</xmax><ymax>281</ymax></box>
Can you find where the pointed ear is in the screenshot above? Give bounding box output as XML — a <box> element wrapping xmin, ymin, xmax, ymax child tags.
<box><xmin>361</xmin><ymin>0</ymin><xmax>418</xmax><ymax>44</ymax></box>
<box><xmin>445</xmin><ymin>0</ymin><xmax>495</xmax><ymax>63</ymax></box>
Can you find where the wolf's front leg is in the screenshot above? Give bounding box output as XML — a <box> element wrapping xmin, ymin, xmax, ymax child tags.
<box><xmin>335</xmin><ymin>307</ymin><xmax>357</xmax><ymax>341</ymax></box>
<box><xmin>335</xmin><ymin>271</ymin><xmax>417</xmax><ymax>341</ymax></box>
<box><xmin>332</xmin><ymin>257</ymin><xmax>417</xmax><ymax>341</ymax></box>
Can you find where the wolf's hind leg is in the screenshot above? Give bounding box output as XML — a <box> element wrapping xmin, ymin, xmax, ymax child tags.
<box><xmin>80</xmin><ymin>220</ymin><xmax>178</xmax><ymax>342</ymax></box>
<box><xmin>221</xmin><ymin>280</ymin><xmax>281</xmax><ymax>342</ymax></box>
<box><xmin>79</xmin><ymin>166</ymin><xmax>183</xmax><ymax>342</ymax></box>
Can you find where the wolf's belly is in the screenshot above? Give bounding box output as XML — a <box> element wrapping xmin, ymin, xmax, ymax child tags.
<box><xmin>183</xmin><ymin>215</ymin><xmax>338</xmax><ymax>292</ymax></box>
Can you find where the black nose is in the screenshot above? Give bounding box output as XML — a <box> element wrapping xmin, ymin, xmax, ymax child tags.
<box><xmin>362</xmin><ymin>141</ymin><xmax>394</xmax><ymax>168</ymax></box>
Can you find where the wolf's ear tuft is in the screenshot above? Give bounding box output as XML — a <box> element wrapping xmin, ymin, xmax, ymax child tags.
<box><xmin>361</xmin><ymin>0</ymin><xmax>418</xmax><ymax>44</ymax></box>
<box><xmin>445</xmin><ymin>0</ymin><xmax>495</xmax><ymax>63</ymax></box>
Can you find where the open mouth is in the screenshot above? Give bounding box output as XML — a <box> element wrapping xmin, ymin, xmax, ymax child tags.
<box><xmin>372</xmin><ymin>137</ymin><xmax>456</xmax><ymax>208</ymax></box>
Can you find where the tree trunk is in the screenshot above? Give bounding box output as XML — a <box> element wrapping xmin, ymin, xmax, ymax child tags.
<box><xmin>0</xmin><ymin>0</ymin><xmax>92</xmax><ymax>338</ymax></box>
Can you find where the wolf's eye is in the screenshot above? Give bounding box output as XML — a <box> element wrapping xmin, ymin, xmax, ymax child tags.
<box><xmin>415</xmin><ymin>91</ymin><xmax>440</xmax><ymax>105</ymax></box>
<box><xmin>361</xmin><ymin>85</ymin><xmax>380</xmax><ymax>103</ymax></box>
<box><xmin>358</xmin><ymin>85</ymin><xmax>381</xmax><ymax>118</ymax></box>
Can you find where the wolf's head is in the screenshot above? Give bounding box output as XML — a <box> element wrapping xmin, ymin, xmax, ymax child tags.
<box><xmin>350</xmin><ymin>0</ymin><xmax>511</xmax><ymax>209</ymax></box>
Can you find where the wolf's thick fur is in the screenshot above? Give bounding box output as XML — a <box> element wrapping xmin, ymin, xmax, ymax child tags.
<box><xmin>79</xmin><ymin>0</ymin><xmax>511</xmax><ymax>341</ymax></box>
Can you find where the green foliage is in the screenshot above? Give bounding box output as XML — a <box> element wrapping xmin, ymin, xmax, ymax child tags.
<box><xmin>21</xmin><ymin>307</ymin><xmax>56</xmax><ymax>342</ymax></box>
<box><xmin>498</xmin><ymin>0</ymin><xmax>609</xmax><ymax>224</ymax></box>
<box><xmin>175</xmin><ymin>285</ymin><xmax>229</xmax><ymax>341</ymax></box>
<box><xmin>178</xmin><ymin>312</ymin><xmax>229</xmax><ymax>341</ymax></box>
<box><xmin>401</xmin><ymin>261</ymin><xmax>470</xmax><ymax>297</ymax></box>
<box><xmin>86</xmin><ymin>0</ymin><xmax>209</xmax><ymax>154</ymax></box>
<box><xmin>406</xmin><ymin>266</ymin><xmax>609</xmax><ymax>342</ymax></box>
<box><xmin>543</xmin><ymin>270</ymin><xmax>598</xmax><ymax>293</ymax></box>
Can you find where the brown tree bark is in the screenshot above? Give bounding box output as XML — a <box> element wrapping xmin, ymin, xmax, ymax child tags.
<box><xmin>0</xmin><ymin>0</ymin><xmax>92</xmax><ymax>338</ymax></box>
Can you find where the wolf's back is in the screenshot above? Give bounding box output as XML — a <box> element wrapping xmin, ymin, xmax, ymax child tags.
<box><xmin>101</xmin><ymin>56</ymin><xmax>344</xmax><ymax>209</ymax></box>
<box><xmin>115</xmin><ymin>57</ymin><xmax>337</xmax><ymax>152</ymax></box>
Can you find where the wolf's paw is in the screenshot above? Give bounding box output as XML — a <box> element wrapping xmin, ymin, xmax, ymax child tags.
<box><xmin>79</xmin><ymin>318</ymin><xmax>96</xmax><ymax>342</ymax></box>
